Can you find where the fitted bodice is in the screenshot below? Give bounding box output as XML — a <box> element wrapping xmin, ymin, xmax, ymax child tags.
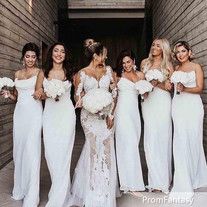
<box><xmin>173</xmin><ymin>70</ymin><xmax>199</xmax><ymax>99</ymax></box>
<box><xmin>77</xmin><ymin>66</ymin><xmax>113</xmax><ymax>95</ymax></box>
<box><xmin>15</xmin><ymin>76</ymin><xmax>38</xmax><ymax>104</ymax></box>
<box><xmin>117</xmin><ymin>77</ymin><xmax>138</xmax><ymax>96</ymax></box>
<box><xmin>181</xmin><ymin>70</ymin><xmax>196</xmax><ymax>87</ymax></box>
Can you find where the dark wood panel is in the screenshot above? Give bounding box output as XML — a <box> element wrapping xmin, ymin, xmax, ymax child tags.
<box><xmin>0</xmin><ymin>0</ymin><xmax>58</xmax><ymax>168</ymax></box>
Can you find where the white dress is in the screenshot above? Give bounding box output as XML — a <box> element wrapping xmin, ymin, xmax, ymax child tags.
<box><xmin>43</xmin><ymin>79</ymin><xmax>76</xmax><ymax>207</ymax></box>
<box><xmin>169</xmin><ymin>70</ymin><xmax>207</xmax><ymax>199</ymax></box>
<box><xmin>69</xmin><ymin>66</ymin><xmax>117</xmax><ymax>207</ymax></box>
<box><xmin>142</xmin><ymin>69</ymin><xmax>172</xmax><ymax>193</ymax></box>
<box><xmin>12</xmin><ymin>76</ymin><xmax>42</xmax><ymax>207</ymax></box>
<box><xmin>115</xmin><ymin>77</ymin><xmax>145</xmax><ymax>192</ymax></box>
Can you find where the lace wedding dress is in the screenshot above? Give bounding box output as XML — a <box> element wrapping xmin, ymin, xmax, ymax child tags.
<box><xmin>69</xmin><ymin>66</ymin><xmax>117</xmax><ymax>207</ymax></box>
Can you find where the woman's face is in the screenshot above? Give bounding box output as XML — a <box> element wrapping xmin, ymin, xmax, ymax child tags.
<box><xmin>23</xmin><ymin>51</ymin><xmax>37</xmax><ymax>68</ymax></box>
<box><xmin>122</xmin><ymin>56</ymin><xmax>135</xmax><ymax>73</ymax></box>
<box><xmin>52</xmin><ymin>45</ymin><xmax>66</xmax><ymax>64</ymax></box>
<box><xmin>95</xmin><ymin>48</ymin><xmax>107</xmax><ymax>67</ymax></box>
<box><xmin>151</xmin><ymin>40</ymin><xmax>163</xmax><ymax>56</ymax></box>
<box><xmin>175</xmin><ymin>45</ymin><xmax>191</xmax><ymax>63</ymax></box>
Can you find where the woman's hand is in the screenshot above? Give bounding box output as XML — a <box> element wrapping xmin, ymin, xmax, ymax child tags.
<box><xmin>0</xmin><ymin>89</ymin><xmax>11</xmax><ymax>98</ymax></box>
<box><xmin>142</xmin><ymin>92</ymin><xmax>149</xmax><ymax>99</ymax></box>
<box><xmin>165</xmin><ymin>79</ymin><xmax>173</xmax><ymax>91</ymax></box>
<box><xmin>75</xmin><ymin>98</ymin><xmax>83</xmax><ymax>109</ymax></box>
<box><xmin>177</xmin><ymin>82</ymin><xmax>184</xmax><ymax>92</ymax></box>
<box><xmin>106</xmin><ymin>115</ymin><xmax>114</xmax><ymax>129</ymax></box>
<box><xmin>150</xmin><ymin>79</ymin><xmax>159</xmax><ymax>87</ymax></box>
<box><xmin>109</xmin><ymin>80</ymin><xmax>116</xmax><ymax>90</ymax></box>
<box><xmin>32</xmin><ymin>88</ymin><xmax>43</xmax><ymax>100</ymax></box>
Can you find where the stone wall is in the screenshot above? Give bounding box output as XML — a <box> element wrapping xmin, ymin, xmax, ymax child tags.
<box><xmin>146</xmin><ymin>0</ymin><xmax>207</xmax><ymax>154</ymax></box>
<box><xmin>0</xmin><ymin>0</ymin><xmax>58</xmax><ymax>168</ymax></box>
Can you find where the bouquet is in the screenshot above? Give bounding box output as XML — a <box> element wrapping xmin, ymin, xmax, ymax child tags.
<box><xmin>0</xmin><ymin>77</ymin><xmax>15</xmax><ymax>98</ymax></box>
<box><xmin>170</xmin><ymin>71</ymin><xmax>192</xmax><ymax>94</ymax></box>
<box><xmin>145</xmin><ymin>69</ymin><xmax>164</xmax><ymax>83</ymax></box>
<box><xmin>43</xmin><ymin>79</ymin><xmax>66</xmax><ymax>101</ymax></box>
<box><xmin>135</xmin><ymin>80</ymin><xmax>153</xmax><ymax>102</ymax></box>
<box><xmin>82</xmin><ymin>88</ymin><xmax>113</xmax><ymax>119</ymax></box>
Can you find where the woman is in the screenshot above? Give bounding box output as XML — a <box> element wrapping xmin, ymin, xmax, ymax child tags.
<box><xmin>140</xmin><ymin>38</ymin><xmax>173</xmax><ymax>193</ymax></box>
<box><xmin>114</xmin><ymin>50</ymin><xmax>145</xmax><ymax>196</ymax></box>
<box><xmin>169</xmin><ymin>41</ymin><xmax>207</xmax><ymax>198</ymax></box>
<box><xmin>1</xmin><ymin>43</ymin><xmax>42</xmax><ymax>207</ymax></box>
<box><xmin>69</xmin><ymin>39</ymin><xmax>117</xmax><ymax>207</ymax></box>
<box><xmin>34</xmin><ymin>42</ymin><xmax>76</xmax><ymax>207</ymax></box>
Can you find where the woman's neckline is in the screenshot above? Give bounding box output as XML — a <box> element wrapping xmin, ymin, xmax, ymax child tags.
<box><xmin>15</xmin><ymin>75</ymin><xmax>37</xmax><ymax>81</ymax></box>
<box><xmin>46</xmin><ymin>78</ymin><xmax>68</xmax><ymax>82</ymax></box>
<box><xmin>82</xmin><ymin>67</ymin><xmax>108</xmax><ymax>82</ymax></box>
<box><xmin>120</xmin><ymin>77</ymin><xmax>137</xmax><ymax>84</ymax></box>
<box><xmin>175</xmin><ymin>70</ymin><xmax>195</xmax><ymax>74</ymax></box>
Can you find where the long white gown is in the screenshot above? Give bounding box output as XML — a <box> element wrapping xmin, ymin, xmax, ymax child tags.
<box><xmin>115</xmin><ymin>77</ymin><xmax>145</xmax><ymax>192</ymax></box>
<box><xmin>69</xmin><ymin>66</ymin><xmax>117</xmax><ymax>207</ymax></box>
<box><xmin>43</xmin><ymin>79</ymin><xmax>76</xmax><ymax>207</ymax></box>
<box><xmin>12</xmin><ymin>76</ymin><xmax>42</xmax><ymax>207</ymax></box>
<box><xmin>142</xmin><ymin>69</ymin><xmax>172</xmax><ymax>193</ymax></box>
<box><xmin>169</xmin><ymin>70</ymin><xmax>207</xmax><ymax>199</ymax></box>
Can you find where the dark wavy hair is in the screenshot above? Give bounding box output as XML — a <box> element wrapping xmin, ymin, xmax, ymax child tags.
<box><xmin>21</xmin><ymin>42</ymin><xmax>40</xmax><ymax>61</ymax></box>
<box><xmin>43</xmin><ymin>42</ymin><xmax>73</xmax><ymax>81</ymax></box>
<box><xmin>83</xmin><ymin>38</ymin><xmax>106</xmax><ymax>63</ymax></box>
<box><xmin>115</xmin><ymin>49</ymin><xmax>136</xmax><ymax>77</ymax></box>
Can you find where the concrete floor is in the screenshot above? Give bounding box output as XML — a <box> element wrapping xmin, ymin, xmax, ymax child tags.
<box><xmin>0</xmin><ymin>113</ymin><xmax>207</xmax><ymax>207</ymax></box>
<box><xmin>1</xmin><ymin>160</ymin><xmax>207</xmax><ymax>207</ymax></box>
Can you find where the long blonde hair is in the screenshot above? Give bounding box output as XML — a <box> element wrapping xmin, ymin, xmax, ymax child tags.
<box><xmin>143</xmin><ymin>38</ymin><xmax>172</xmax><ymax>80</ymax></box>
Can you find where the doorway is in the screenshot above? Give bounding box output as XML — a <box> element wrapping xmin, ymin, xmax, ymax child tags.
<box><xmin>59</xmin><ymin>18</ymin><xmax>145</xmax><ymax>71</ymax></box>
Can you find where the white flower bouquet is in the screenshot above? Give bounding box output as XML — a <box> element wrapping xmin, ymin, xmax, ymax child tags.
<box><xmin>0</xmin><ymin>77</ymin><xmax>15</xmax><ymax>98</ymax></box>
<box><xmin>82</xmin><ymin>88</ymin><xmax>113</xmax><ymax>119</ymax></box>
<box><xmin>170</xmin><ymin>71</ymin><xmax>192</xmax><ymax>94</ymax></box>
<box><xmin>43</xmin><ymin>79</ymin><xmax>66</xmax><ymax>101</ymax></box>
<box><xmin>135</xmin><ymin>80</ymin><xmax>153</xmax><ymax>102</ymax></box>
<box><xmin>145</xmin><ymin>69</ymin><xmax>164</xmax><ymax>83</ymax></box>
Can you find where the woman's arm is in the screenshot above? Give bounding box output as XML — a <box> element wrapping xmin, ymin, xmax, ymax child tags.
<box><xmin>8</xmin><ymin>88</ymin><xmax>18</xmax><ymax>101</ymax></box>
<box><xmin>136</xmin><ymin>71</ymin><xmax>145</xmax><ymax>80</ymax></box>
<box><xmin>106</xmin><ymin>70</ymin><xmax>118</xmax><ymax>129</ymax></box>
<box><xmin>1</xmin><ymin>71</ymin><xmax>19</xmax><ymax>101</ymax></box>
<box><xmin>157</xmin><ymin>65</ymin><xmax>174</xmax><ymax>91</ymax></box>
<box><xmin>1</xmin><ymin>87</ymin><xmax>18</xmax><ymax>101</ymax></box>
<box><xmin>74</xmin><ymin>71</ymin><xmax>85</xmax><ymax>108</ymax></box>
<box><xmin>179</xmin><ymin>64</ymin><xmax>204</xmax><ymax>94</ymax></box>
<box><xmin>33</xmin><ymin>70</ymin><xmax>45</xmax><ymax>99</ymax></box>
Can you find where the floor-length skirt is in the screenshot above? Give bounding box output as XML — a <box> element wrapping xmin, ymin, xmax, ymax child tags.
<box><xmin>12</xmin><ymin>100</ymin><xmax>42</xmax><ymax>207</ymax></box>
<box><xmin>115</xmin><ymin>88</ymin><xmax>145</xmax><ymax>192</ymax></box>
<box><xmin>142</xmin><ymin>87</ymin><xmax>172</xmax><ymax>193</ymax></box>
<box><xmin>43</xmin><ymin>95</ymin><xmax>76</xmax><ymax>207</ymax></box>
<box><xmin>69</xmin><ymin>109</ymin><xmax>117</xmax><ymax>207</ymax></box>
<box><xmin>169</xmin><ymin>93</ymin><xmax>207</xmax><ymax>199</ymax></box>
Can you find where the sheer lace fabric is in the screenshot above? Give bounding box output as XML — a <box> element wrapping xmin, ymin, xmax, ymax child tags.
<box><xmin>69</xmin><ymin>66</ymin><xmax>117</xmax><ymax>207</ymax></box>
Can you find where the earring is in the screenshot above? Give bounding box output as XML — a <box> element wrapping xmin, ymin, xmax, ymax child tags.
<box><xmin>133</xmin><ymin>65</ymin><xmax>137</xmax><ymax>71</ymax></box>
<box><xmin>189</xmin><ymin>53</ymin><xmax>194</xmax><ymax>60</ymax></box>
